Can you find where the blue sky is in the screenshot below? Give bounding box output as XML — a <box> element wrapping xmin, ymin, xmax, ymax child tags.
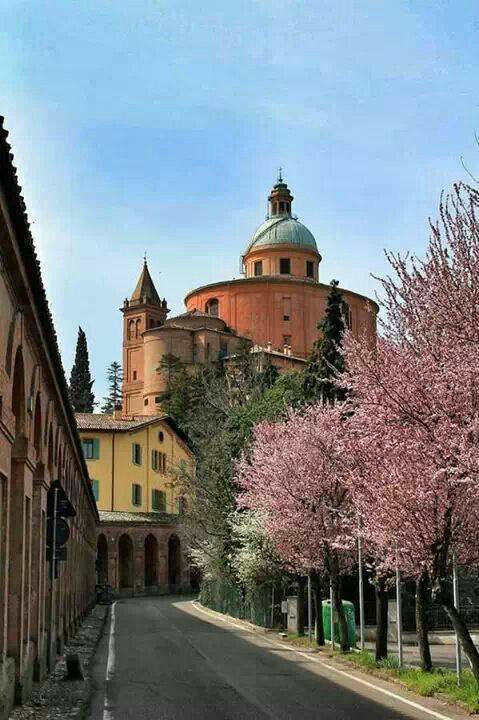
<box><xmin>1</xmin><ymin>0</ymin><xmax>478</xmax><ymax>401</ymax></box>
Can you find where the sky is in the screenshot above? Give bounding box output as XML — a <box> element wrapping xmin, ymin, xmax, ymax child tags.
<box><xmin>1</xmin><ymin>0</ymin><xmax>479</xmax><ymax>401</ymax></box>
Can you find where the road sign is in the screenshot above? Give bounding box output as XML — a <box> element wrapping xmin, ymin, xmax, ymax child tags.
<box><xmin>47</xmin><ymin>517</ymin><xmax>70</xmax><ymax>548</ymax></box>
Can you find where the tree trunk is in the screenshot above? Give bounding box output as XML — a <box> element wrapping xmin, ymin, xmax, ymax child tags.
<box><xmin>431</xmin><ymin>576</ymin><xmax>479</xmax><ymax>682</ymax></box>
<box><xmin>329</xmin><ymin>554</ymin><xmax>349</xmax><ymax>651</ymax></box>
<box><xmin>311</xmin><ymin>572</ymin><xmax>325</xmax><ymax>646</ymax></box>
<box><xmin>297</xmin><ymin>576</ymin><xmax>306</xmax><ymax>636</ymax></box>
<box><xmin>415</xmin><ymin>573</ymin><xmax>432</xmax><ymax>672</ymax></box>
<box><xmin>375</xmin><ymin>577</ymin><xmax>388</xmax><ymax>661</ymax></box>
<box><xmin>333</xmin><ymin>583</ymin><xmax>350</xmax><ymax>651</ymax></box>
<box><xmin>440</xmin><ymin>593</ymin><xmax>479</xmax><ymax>682</ymax></box>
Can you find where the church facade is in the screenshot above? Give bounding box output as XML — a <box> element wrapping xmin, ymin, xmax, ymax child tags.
<box><xmin>121</xmin><ymin>175</ymin><xmax>377</xmax><ymax>416</ymax></box>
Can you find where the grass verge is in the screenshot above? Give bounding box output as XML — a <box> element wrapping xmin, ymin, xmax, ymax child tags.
<box><xmin>279</xmin><ymin>635</ymin><xmax>479</xmax><ymax>713</ymax></box>
<box><xmin>344</xmin><ymin>651</ymin><xmax>479</xmax><ymax>713</ymax></box>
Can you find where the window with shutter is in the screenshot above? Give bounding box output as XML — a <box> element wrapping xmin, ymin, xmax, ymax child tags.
<box><xmin>152</xmin><ymin>489</ymin><xmax>166</xmax><ymax>512</ymax></box>
<box><xmin>132</xmin><ymin>443</ymin><xmax>142</xmax><ymax>465</ymax></box>
<box><xmin>132</xmin><ymin>483</ymin><xmax>142</xmax><ymax>506</ymax></box>
<box><xmin>91</xmin><ymin>479</ymin><xmax>100</xmax><ymax>501</ymax></box>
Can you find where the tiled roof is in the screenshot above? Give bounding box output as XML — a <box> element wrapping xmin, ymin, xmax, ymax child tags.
<box><xmin>99</xmin><ymin>510</ymin><xmax>178</xmax><ymax>525</ymax></box>
<box><xmin>130</xmin><ymin>260</ymin><xmax>161</xmax><ymax>305</ymax></box>
<box><xmin>75</xmin><ymin>413</ymin><xmax>167</xmax><ymax>431</ymax></box>
<box><xmin>0</xmin><ymin>117</ymin><xmax>98</xmax><ymax>518</ymax></box>
<box><xmin>75</xmin><ymin>412</ymin><xmax>195</xmax><ymax>457</ymax></box>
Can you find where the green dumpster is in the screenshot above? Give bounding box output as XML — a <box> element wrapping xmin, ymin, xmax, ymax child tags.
<box><xmin>322</xmin><ymin>599</ymin><xmax>356</xmax><ymax>647</ymax></box>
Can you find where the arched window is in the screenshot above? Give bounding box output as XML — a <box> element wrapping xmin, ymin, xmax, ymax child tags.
<box><xmin>135</xmin><ymin>319</ymin><xmax>141</xmax><ymax>338</ymax></box>
<box><xmin>205</xmin><ymin>298</ymin><xmax>219</xmax><ymax>317</ymax></box>
<box><xmin>127</xmin><ymin>319</ymin><xmax>136</xmax><ymax>340</ymax></box>
<box><xmin>342</xmin><ymin>301</ymin><xmax>352</xmax><ymax>330</ymax></box>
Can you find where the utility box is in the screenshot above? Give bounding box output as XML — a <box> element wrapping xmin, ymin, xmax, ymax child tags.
<box><xmin>322</xmin><ymin>599</ymin><xmax>356</xmax><ymax>647</ymax></box>
<box><xmin>287</xmin><ymin>596</ymin><xmax>299</xmax><ymax>634</ymax></box>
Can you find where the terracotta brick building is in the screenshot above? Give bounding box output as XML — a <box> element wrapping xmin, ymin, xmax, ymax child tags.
<box><xmin>0</xmin><ymin>117</ymin><xmax>99</xmax><ymax>717</ymax></box>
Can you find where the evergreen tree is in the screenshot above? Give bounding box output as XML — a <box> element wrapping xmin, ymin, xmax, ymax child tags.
<box><xmin>101</xmin><ymin>361</ymin><xmax>123</xmax><ymax>414</ymax></box>
<box><xmin>303</xmin><ymin>279</ymin><xmax>347</xmax><ymax>403</ymax></box>
<box><xmin>69</xmin><ymin>327</ymin><xmax>95</xmax><ymax>412</ymax></box>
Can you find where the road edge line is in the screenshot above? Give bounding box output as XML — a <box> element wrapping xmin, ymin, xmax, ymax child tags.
<box><xmin>191</xmin><ymin>601</ymin><xmax>458</xmax><ymax>720</ymax></box>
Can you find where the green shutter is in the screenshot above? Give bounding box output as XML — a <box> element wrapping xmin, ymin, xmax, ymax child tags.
<box><xmin>92</xmin><ymin>479</ymin><xmax>99</xmax><ymax>502</ymax></box>
<box><xmin>160</xmin><ymin>491</ymin><xmax>166</xmax><ymax>512</ymax></box>
<box><xmin>92</xmin><ymin>438</ymin><xmax>100</xmax><ymax>460</ymax></box>
<box><xmin>132</xmin><ymin>444</ymin><xmax>135</xmax><ymax>464</ymax></box>
<box><xmin>132</xmin><ymin>484</ymin><xmax>136</xmax><ymax>504</ymax></box>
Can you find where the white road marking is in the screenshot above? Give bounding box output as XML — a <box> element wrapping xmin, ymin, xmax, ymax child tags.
<box><xmin>191</xmin><ymin>601</ymin><xmax>458</xmax><ymax>720</ymax></box>
<box><xmin>103</xmin><ymin>602</ymin><xmax>116</xmax><ymax>720</ymax></box>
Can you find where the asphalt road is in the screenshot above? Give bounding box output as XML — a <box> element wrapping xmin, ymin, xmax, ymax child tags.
<box><xmin>88</xmin><ymin>596</ymin><xmax>467</xmax><ymax>720</ymax></box>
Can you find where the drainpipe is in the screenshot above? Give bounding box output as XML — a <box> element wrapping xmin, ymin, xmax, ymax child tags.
<box><xmin>111</xmin><ymin>432</ymin><xmax>115</xmax><ymax>511</ymax></box>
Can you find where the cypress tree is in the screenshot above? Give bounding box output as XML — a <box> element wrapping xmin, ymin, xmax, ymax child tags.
<box><xmin>101</xmin><ymin>361</ymin><xmax>123</xmax><ymax>414</ymax></box>
<box><xmin>303</xmin><ymin>279</ymin><xmax>347</xmax><ymax>403</ymax></box>
<box><xmin>69</xmin><ymin>327</ymin><xmax>95</xmax><ymax>412</ymax></box>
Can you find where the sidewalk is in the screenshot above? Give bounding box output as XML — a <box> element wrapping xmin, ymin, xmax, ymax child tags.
<box><xmin>364</xmin><ymin>641</ymin><xmax>461</xmax><ymax>670</ymax></box>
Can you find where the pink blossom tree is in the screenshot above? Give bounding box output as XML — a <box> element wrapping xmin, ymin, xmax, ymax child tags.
<box><xmin>342</xmin><ymin>182</ymin><xmax>479</xmax><ymax>678</ymax></box>
<box><xmin>237</xmin><ymin>403</ymin><xmax>354</xmax><ymax>651</ymax></box>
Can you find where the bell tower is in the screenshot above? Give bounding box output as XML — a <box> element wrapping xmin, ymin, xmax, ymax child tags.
<box><xmin>268</xmin><ymin>169</ymin><xmax>294</xmax><ymax>217</ymax></box>
<box><xmin>121</xmin><ymin>259</ymin><xmax>169</xmax><ymax>415</ymax></box>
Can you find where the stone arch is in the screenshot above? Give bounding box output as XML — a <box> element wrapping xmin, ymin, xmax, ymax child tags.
<box><xmin>144</xmin><ymin>534</ymin><xmax>158</xmax><ymax>587</ymax></box>
<box><xmin>96</xmin><ymin>534</ymin><xmax>108</xmax><ymax>585</ymax></box>
<box><xmin>168</xmin><ymin>534</ymin><xmax>181</xmax><ymax>588</ymax></box>
<box><xmin>118</xmin><ymin>534</ymin><xmax>134</xmax><ymax>589</ymax></box>
<box><xmin>43</xmin><ymin>400</ymin><xmax>53</xmax><ymax>444</ymax></box>
<box><xmin>127</xmin><ymin>319</ymin><xmax>135</xmax><ymax>340</ymax></box>
<box><xmin>33</xmin><ymin>392</ymin><xmax>42</xmax><ymax>454</ymax></box>
<box><xmin>11</xmin><ymin>346</ymin><xmax>25</xmax><ymax>437</ymax></box>
<box><xmin>5</xmin><ymin>309</ymin><xmax>22</xmax><ymax>377</ymax></box>
<box><xmin>47</xmin><ymin>425</ymin><xmax>54</xmax><ymax>472</ymax></box>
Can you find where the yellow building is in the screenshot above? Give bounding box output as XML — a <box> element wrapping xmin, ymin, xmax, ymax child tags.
<box><xmin>76</xmin><ymin>411</ymin><xmax>194</xmax><ymax>513</ymax></box>
<box><xmin>75</xmin><ymin>411</ymin><xmax>195</xmax><ymax>596</ymax></box>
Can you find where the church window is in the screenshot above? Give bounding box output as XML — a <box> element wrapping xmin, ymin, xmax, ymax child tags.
<box><xmin>219</xmin><ymin>340</ymin><xmax>228</xmax><ymax>360</ymax></box>
<box><xmin>127</xmin><ymin>319</ymin><xmax>136</xmax><ymax>340</ymax></box>
<box><xmin>343</xmin><ymin>301</ymin><xmax>352</xmax><ymax>330</ymax></box>
<box><xmin>206</xmin><ymin>298</ymin><xmax>219</xmax><ymax>317</ymax></box>
<box><xmin>158</xmin><ymin>431</ymin><xmax>164</xmax><ymax>442</ymax></box>
<box><xmin>280</xmin><ymin>258</ymin><xmax>291</xmax><ymax>275</ymax></box>
<box><xmin>135</xmin><ymin>319</ymin><xmax>141</xmax><ymax>338</ymax></box>
<box><xmin>279</xmin><ymin>201</ymin><xmax>285</xmax><ymax>213</ymax></box>
<box><xmin>155</xmin><ymin>396</ymin><xmax>162</xmax><ymax>404</ymax></box>
<box><xmin>144</xmin><ymin>398</ymin><xmax>149</xmax><ymax>406</ymax></box>
<box><xmin>132</xmin><ymin>370</ymin><xmax>137</xmax><ymax>381</ymax></box>
<box><xmin>254</xmin><ymin>261</ymin><xmax>263</xmax><ymax>277</ymax></box>
<box><xmin>306</xmin><ymin>261</ymin><xmax>314</xmax><ymax>279</ymax></box>
<box><xmin>283</xmin><ymin>297</ymin><xmax>291</xmax><ymax>321</ymax></box>
<box><xmin>283</xmin><ymin>335</ymin><xmax>291</xmax><ymax>347</ymax></box>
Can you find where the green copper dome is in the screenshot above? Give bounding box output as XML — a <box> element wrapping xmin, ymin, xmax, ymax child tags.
<box><xmin>245</xmin><ymin>215</ymin><xmax>318</xmax><ymax>255</ymax></box>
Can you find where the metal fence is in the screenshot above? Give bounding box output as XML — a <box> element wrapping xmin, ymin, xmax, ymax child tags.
<box><xmin>200</xmin><ymin>578</ymin><xmax>281</xmax><ymax>628</ymax></box>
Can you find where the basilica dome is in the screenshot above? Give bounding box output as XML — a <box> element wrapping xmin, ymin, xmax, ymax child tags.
<box><xmin>245</xmin><ymin>214</ymin><xmax>318</xmax><ymax>255</ymax></box>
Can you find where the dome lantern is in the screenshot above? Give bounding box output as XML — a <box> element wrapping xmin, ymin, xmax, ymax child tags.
<box><xmin>268</xmin><ymin>168</ymin><xmax>294</xmax><ymax>217</ymax></box>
